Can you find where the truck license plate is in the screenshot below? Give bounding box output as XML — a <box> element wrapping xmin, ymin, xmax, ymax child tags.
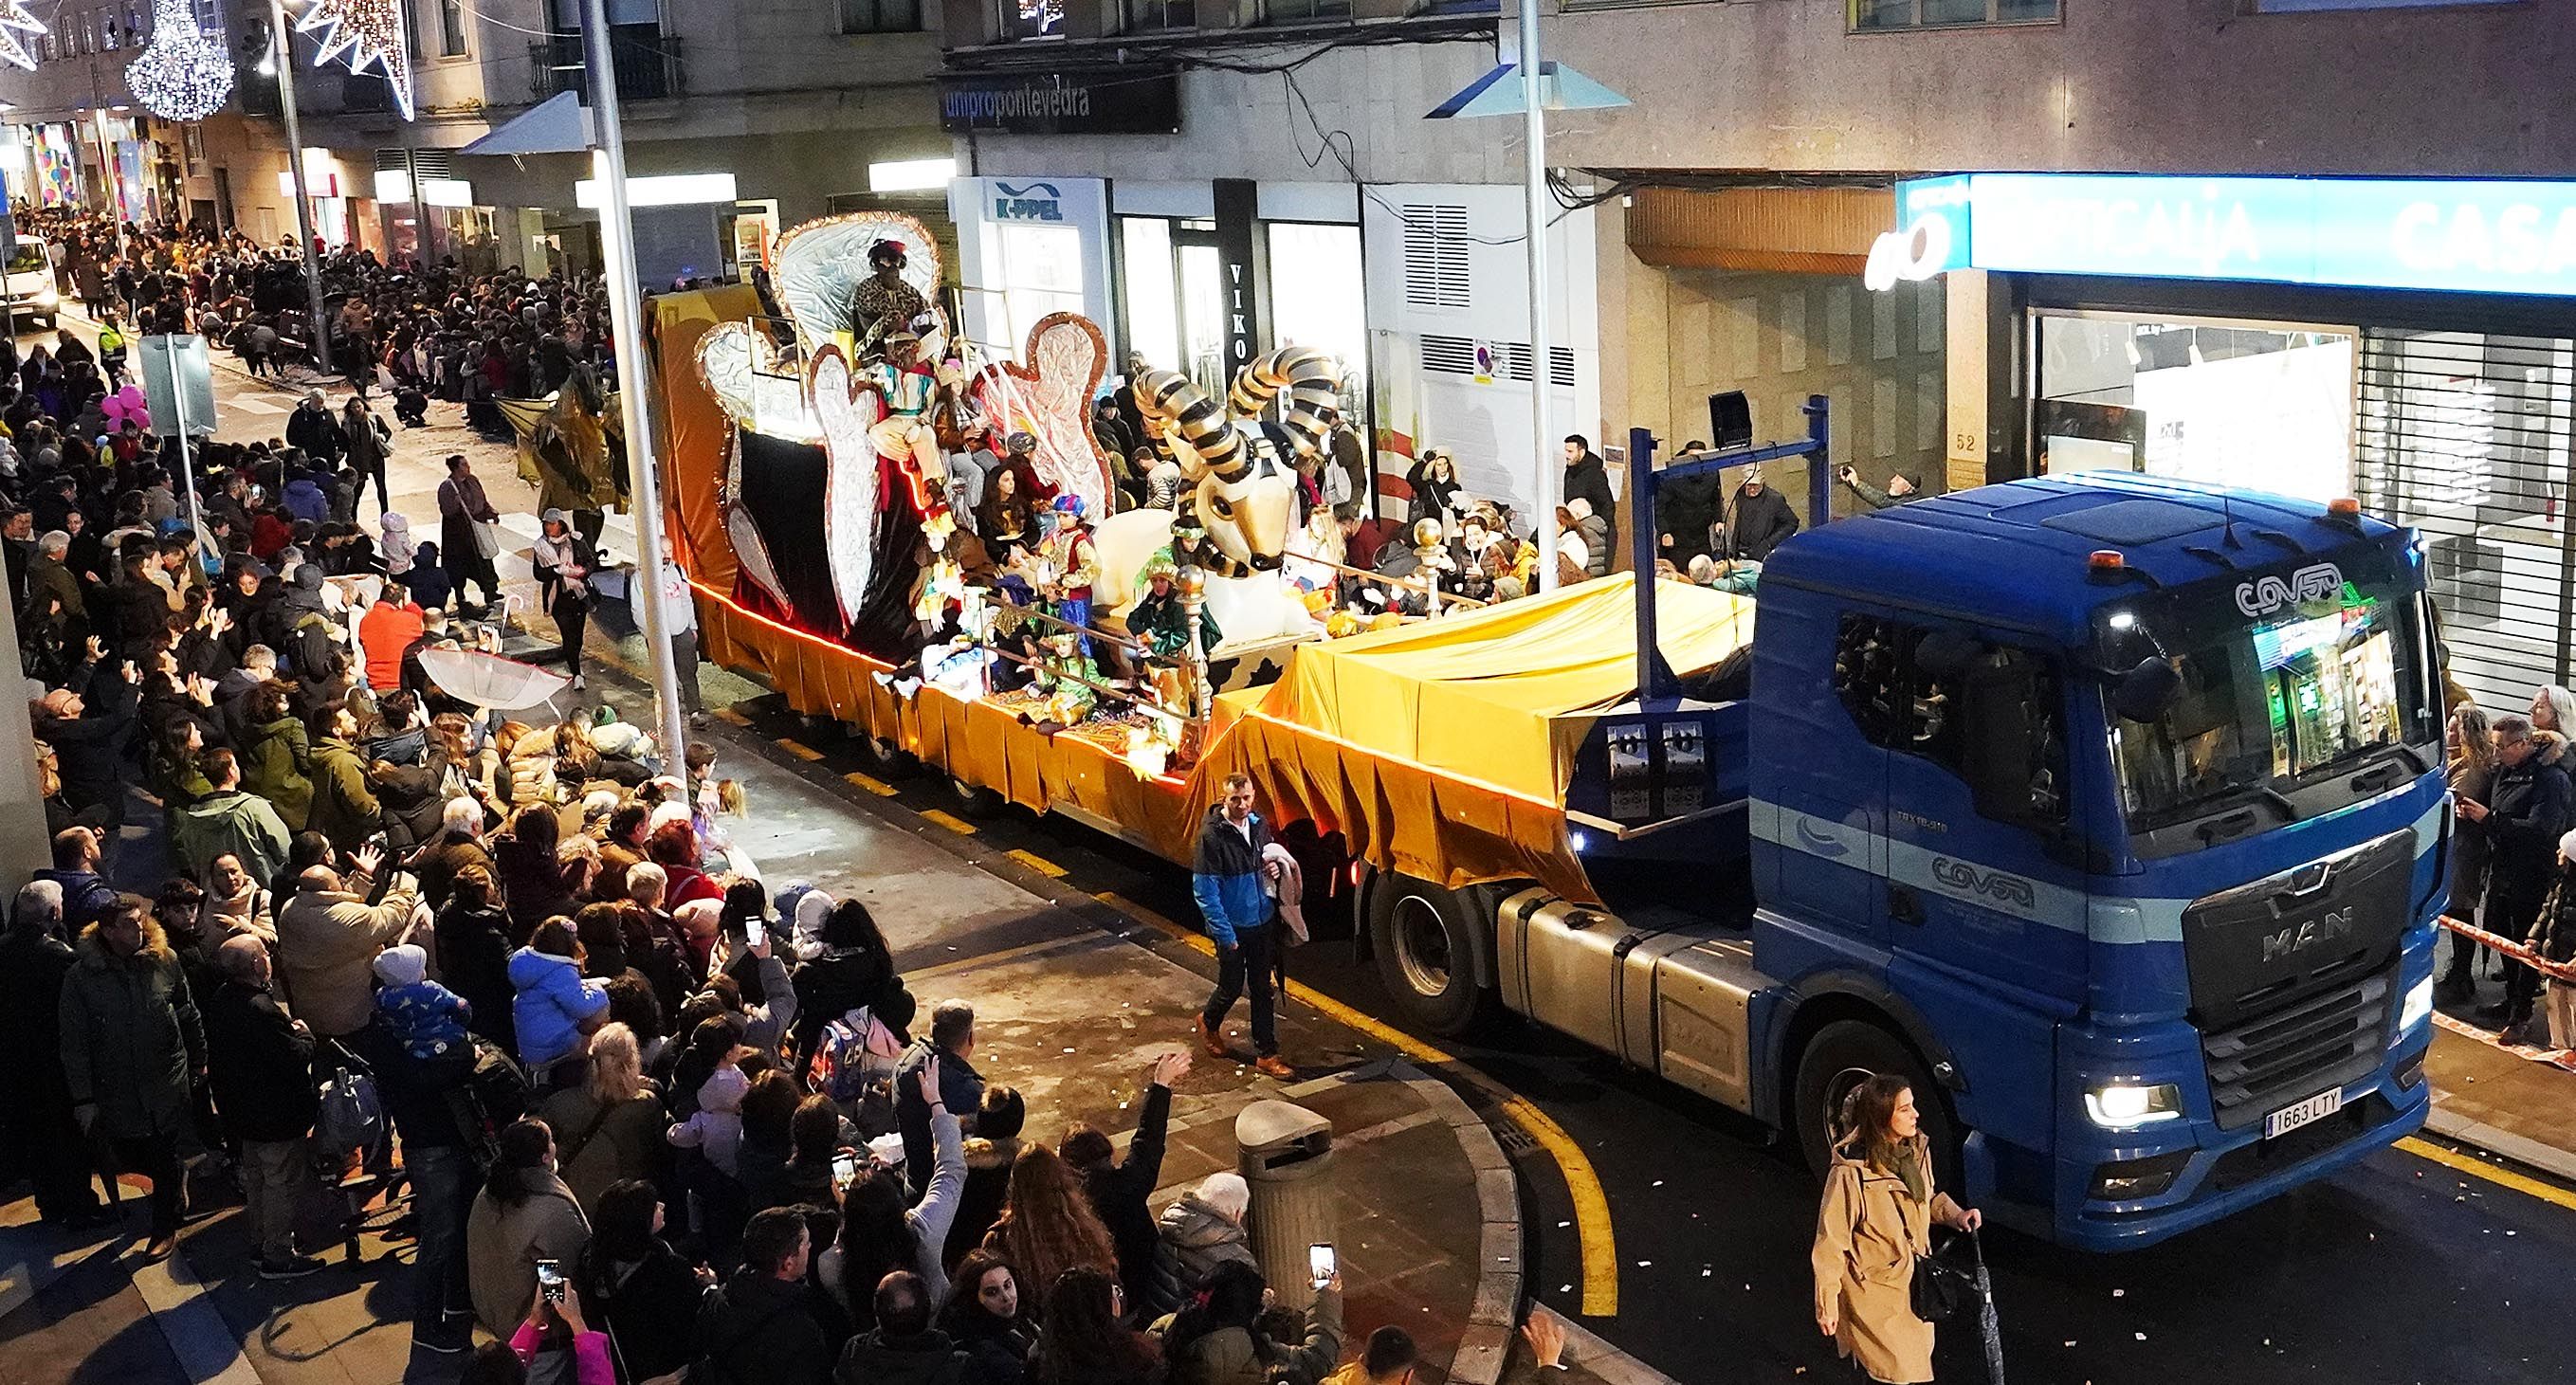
<box><xmin>2263</xmin><ymin>1087</ymin><xmax>2345</xmax><ymax>1139</ymax></box>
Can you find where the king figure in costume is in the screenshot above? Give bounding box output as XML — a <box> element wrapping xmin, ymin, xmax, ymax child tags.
<box><xmin>868</xmin><ymin>330</ymin><xmax>954</xmax><ymax>515</ymax></box>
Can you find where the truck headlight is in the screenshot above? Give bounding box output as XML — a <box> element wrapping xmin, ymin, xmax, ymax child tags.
<box><xmin>33</xmin><ymin>288</ymin><xmax>56</xmax><ymax>306</ymax></box>
<box><xmin>2085</xmin><ymin>1082</ymin><xmax>2183</xmax><ymax>1129</ymax></box>
<box><xmin>2398</xmin><ymin>975</ymin><xmax>2434</xmax><ymax>1038</ymax></box>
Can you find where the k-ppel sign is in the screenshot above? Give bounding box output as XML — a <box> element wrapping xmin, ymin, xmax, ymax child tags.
<box><xmin>1878</xmin><ymin>173</ymin><xmax>2576</xmax><ymax>298</ymax></box>
<box><xmin>939</xmin><ymin>67</ymin><xmax>1181</xmax><ymax>137</ymax></box>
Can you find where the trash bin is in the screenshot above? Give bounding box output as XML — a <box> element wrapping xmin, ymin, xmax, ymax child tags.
<box><xmin>1235</xmin><ymin>1099</ymin><xmax>1336</xmax><ymax>1309</ymax></box>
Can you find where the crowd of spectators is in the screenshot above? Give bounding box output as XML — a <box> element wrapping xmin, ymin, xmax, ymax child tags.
<box><xmin>23</xmin><ymin>208</ymin><xmax>620</xmax><ymax>436</ymax></box>
<box><xmin>0</xmin><ymin>209</ymin><xmax>1571</xmax><ymax>1385</ymax></box>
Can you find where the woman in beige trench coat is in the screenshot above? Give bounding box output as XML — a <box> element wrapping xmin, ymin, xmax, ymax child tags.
<box><xmin>1811</xmin><ymin>1075</ymin><xmax>1983</xmax><ymax>1383</ymax></box>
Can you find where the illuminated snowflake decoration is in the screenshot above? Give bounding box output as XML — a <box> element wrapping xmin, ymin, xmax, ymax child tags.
<box><xmin>126</xmin><ymin>0</ymin><xmax>237</xmax><ymax>122</ymax></box>
<box><xmin>295</xmin><ymin>0</ymin><xmax>416</xmax><ymax>119</ymax></box>
<box><xmin>0</xmin><ymin>1</ymin><xmax>50</xmax><ymax>72</ymax></box>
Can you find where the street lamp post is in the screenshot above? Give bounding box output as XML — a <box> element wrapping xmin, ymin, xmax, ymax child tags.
<box><xmin>1517</xmin><ymin>0</ymin><xmax>1560</xmax><ymax>592</ymax></box>
<box><xmin>581</xmin><ymin>0</ymin><xmax>689</xmax><ymax>767</ymax></box>
<box><xmin>265</xmin><ymin>0</ymin><xmax>333</xmax><ymax>374</ymax></box>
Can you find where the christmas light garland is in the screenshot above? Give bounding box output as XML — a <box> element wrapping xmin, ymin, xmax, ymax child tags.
<box><xmin>126</xmin><ymin>0</ymin><xmax>237</xmax><ymax>122</ymax></box>
<box><xmin>296</xmin><ymin>0</ymin><xmax>416</xmax><ymax>119</ymax></box>
<box><xmin>0</xmin><ymin>1</ymin><xmax>50</xmax><ymax>72</ymax></box>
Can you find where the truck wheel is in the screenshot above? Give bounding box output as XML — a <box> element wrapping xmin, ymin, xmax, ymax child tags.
<box><xmin>1791</xmin><ymin>1020</ymin><xmax>1961</xmax><ymax>1190</ymax></box>
<box><xmin>859</xmin><ymin>735</ymin><xmax>918</xmax><ymax>777</ymax></box>
<box><xmin>1368</xmin><ymin>874</ymin><xmax>1487</xmax><ymax>1036</ymax></box>
<box><xmin>948</xmin><ymin>776</ymin><xmax>1005</xmax><ymax>819</ymax></box>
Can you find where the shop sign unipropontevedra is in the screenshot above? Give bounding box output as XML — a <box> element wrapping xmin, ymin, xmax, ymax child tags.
<box><xmin>939</xmin><ymin>67</ymin><xmax>1182</xmax><ymax>137</ymax></box>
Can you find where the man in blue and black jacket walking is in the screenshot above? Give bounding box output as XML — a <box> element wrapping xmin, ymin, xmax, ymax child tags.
<box><xmin>1193</xmin><ymin>773</ymin><xmax>1293</xmax><ymax>1078</ymax></box>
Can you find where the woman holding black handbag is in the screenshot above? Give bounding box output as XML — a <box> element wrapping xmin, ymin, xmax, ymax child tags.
<box><xmin>1811</xmin><ymin>1074</ymin><xmax>1982</xmax><ymax>1383</ymax></box>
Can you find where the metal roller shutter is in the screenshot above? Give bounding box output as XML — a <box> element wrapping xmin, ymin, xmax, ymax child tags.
<box><xmin>2354</xmin><ymin>329</ymin><xmax>2576</xmax><ymax>715</ymax></box>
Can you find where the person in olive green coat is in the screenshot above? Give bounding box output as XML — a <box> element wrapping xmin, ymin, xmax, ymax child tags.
<box><xmin>237</xmin><ymin>684</ymin><xmax>315</xmax><ymax>829</ymax></box>
<box><xmin>59</xmin><ymin>896</ymin><xmax>205</xmax><ymax>1256</ymax></box>
<box><xmin>304</xmin><ymin>701</ymin><xmax>383</xmax><ymax>851</ymax></box>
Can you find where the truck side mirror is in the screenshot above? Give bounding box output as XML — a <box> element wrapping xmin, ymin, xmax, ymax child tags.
<box><xmin>1961</xmin><ymin>650</ymin><xmax>2067</xmax><ymax>832</ymax></box>
<box><xmin>2112</xmin><ymin>658</ymin><xmax>2182</xmax><ymax>724</ymax></box>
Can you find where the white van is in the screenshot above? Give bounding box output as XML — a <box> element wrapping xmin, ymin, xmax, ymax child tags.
<box><xmin>5</xmin><ymin>237</ymin><xmax>61</xmax><ymax>331</ymax></box>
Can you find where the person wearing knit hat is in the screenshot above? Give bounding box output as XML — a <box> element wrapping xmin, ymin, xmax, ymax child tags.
<box><xmin>374</xmin><ymin>944</ymin><xmax>473</xmax><ymax>1064</ymax></box>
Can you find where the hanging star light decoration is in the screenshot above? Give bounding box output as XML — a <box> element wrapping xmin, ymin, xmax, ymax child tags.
<box><xmin>0</xmin><ymin>1</ymin><xmax>50</xmax><ymax>72</ymax></box>
<box><xmin>126</xmin><ymin>0</ymin><xmax>237</xmax><ymax>122</ymax></box>
<box><xmin>295</xmin><ymin>0</ymin><xmax>417</xmax><ymax>119</ymax></box>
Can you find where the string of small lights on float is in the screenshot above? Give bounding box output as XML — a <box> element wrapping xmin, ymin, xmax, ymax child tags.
<box><xmin>126</xmin><ymin>0</ymin><xmax>238</xmax><ymax>122</ymax></box>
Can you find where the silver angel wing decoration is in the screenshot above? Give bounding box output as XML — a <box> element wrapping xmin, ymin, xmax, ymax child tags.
<box><xmin>719</xmin><ymin>428</ymin><xmax>792</xmax><ymax>612</ymax></box>
<box><xmin>696</xmin><ymin>321</ymin><xmax>823</xmax><ymax>444</ymax></box>
<box><xmin>807</xmin><ymin>345</ymin><xmax>889</xmax><ymax>628</ymax></box>
<box><xmin>971</xmin><ymin>312</ymin><xmax>1114</xmax><ymax>517</ymax></box>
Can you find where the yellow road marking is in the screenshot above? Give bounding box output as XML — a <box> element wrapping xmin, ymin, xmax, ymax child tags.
<box><xmin>843</xmin><ymin>771</ymin><xmax>897</xmax><ymax>796</ymax></box>
<box><xmin>1089</xmin><ymin>889</ymin><xmax>1620</xmax><ymax>1315</ymax></box>
<box><xmin>1008</xmin><ymin>848</ymin><xmax>1069</xmax><ymax>878</ymax></box>
<box><xmin>2397</xmin><ymin>1136</ymin><xmax>2576</xmax><ymax>1212</ymax></box>
<box><xmin>775</xmin><ymin>738</ymin><xmax>824</xmax><ymax>761</ymax></box>
<box><xmin>920</xmin><ymin>809</ymin><xmax>978</xmax><ymax>836</ymax></box>
<box><xmin>713</xmin><ymin>707</ymin><xmax>751</xmax><ymax>727</ymax></box>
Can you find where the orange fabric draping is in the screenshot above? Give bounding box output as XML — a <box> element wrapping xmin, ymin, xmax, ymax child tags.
<box><xmin>649</xmin><ymin>285</ymin><xmax>762</xmax><ymax>593</ymax></box>
<box><xmin>691</xmin><ymin>573</ymin><xmax>1756</xmax><ymax>905</ymax></box>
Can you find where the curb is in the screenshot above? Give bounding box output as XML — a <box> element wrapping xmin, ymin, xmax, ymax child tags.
<box><xmin>1394</xmin><ymin>1060</ymin><xmax>1523</xmax><ymax>1385</ymax></box>
<box><xmin>2426</xmin><ymin>1104</ymin><xmax>2576</xmax><ymax>1185</ymax></box>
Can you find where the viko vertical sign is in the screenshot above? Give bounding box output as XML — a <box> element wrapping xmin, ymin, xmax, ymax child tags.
<box><xmin>1214</xmin><ymin>179</ymin><xmax>1262</xmax><ymax>374</ymax></box>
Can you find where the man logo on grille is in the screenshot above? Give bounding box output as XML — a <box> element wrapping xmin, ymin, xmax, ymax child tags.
<box><xmin>2261</xmin><ymin>906</ymin><xmax>2355</xmax><ymax>963</ymax></box>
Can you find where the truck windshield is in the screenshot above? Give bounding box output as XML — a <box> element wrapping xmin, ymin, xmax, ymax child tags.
<box><xmin>6</xmin><ymin>244</ymin><xmax>44</xmax><ymax>274</ymax></box>
<box><xmin>2100</xmin><ymin>545</ymin><xmax>2434</xmax><ymax>841</ymax></box>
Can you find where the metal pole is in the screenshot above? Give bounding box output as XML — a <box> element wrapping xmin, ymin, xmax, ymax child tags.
<box><xmin>1519</xmin><ymin>0</ymin><xmax>1560</xmax><ymax>592</ymax></box>
<box><xmin>582</xmin><ymin>0</ymin><xmax>689</xmax><ymax>764</ymax></box>
<box><xmin>266</xmin><ymin>0</ymin><xmax>333</xmax><ymax>374</ymax></box>
<box><xmin>402</xmin><ymin>136</ymin><xmax>430</xmax><ymax>267</ymax></box>
<box><xmin>163</xmin><ymin>337</ymin><xmax>203</xmax><ymax>546</ymax></box>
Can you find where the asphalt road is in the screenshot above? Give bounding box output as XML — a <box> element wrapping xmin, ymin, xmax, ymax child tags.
<box><xmin>705</xmin><ymin>700</ymin><xmax>2576</xmax><ymax>1385</ymax></box>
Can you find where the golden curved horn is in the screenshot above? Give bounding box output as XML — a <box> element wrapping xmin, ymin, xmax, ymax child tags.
<box><xmin>1228</xmin><ymin>346</ymin><xmax>1342</xmax><ymax>443</ymax></box>
<box><xmin>1138</xmin><ymin>369</ymin><xmax>1245</xmax><ymax>478</ymax></box>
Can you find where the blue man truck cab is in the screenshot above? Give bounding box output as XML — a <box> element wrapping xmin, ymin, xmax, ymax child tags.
<box><xmin>1361</xmin><ymin>407</ymin><xmax>2446</xmax><ymax>1250</ymax></box>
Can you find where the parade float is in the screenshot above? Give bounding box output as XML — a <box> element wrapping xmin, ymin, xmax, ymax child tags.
<box><xmin>648</xmin><ymin>210</ymin><xmax>1763</xmax><ymax>902</ymax></box>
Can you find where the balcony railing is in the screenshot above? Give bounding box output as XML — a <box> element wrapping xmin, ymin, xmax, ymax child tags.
<box><xmin>528</xmin><ymin>27</ymin><xmax>685</xmax><ymax>103</ymax></box>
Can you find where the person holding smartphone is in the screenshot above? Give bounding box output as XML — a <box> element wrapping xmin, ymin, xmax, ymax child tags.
<box><xmin>1159</xmin><ymin>1257</ymin><xmax>1343</xmax><ymax>1385</ymax></box>
<box><xmin>506</xmin><ymin>1272</ymin><xmax>612</xmax><ymax>1385</ymax></box>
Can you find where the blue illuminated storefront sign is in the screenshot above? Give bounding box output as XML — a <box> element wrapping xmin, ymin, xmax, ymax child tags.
<box><xmin>1888</xmin><ymin>173</ymin><xmax>2576</xmax><ymax>298</ymax></box>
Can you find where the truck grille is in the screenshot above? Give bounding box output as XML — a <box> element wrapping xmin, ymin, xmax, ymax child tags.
<box><xmin>2201</xmin><ymin>963</ymin><xmax>2393</xmax><ymax>1131</ymax></box>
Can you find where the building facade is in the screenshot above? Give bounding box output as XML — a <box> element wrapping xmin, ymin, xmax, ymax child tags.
<box><xmin>0</xmin><ymin>0</ymin><xmax>950</xmax><ymax>284</ymax></box>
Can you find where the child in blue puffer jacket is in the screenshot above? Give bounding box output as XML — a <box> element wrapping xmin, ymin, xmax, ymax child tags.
<box><xmin>508</xmin><ymin>921</ymin><xmax>611</xmax><ymax>1080</ymax></box>
<box><xmin>375</xmin><ymin>943</ymin><xmax>472</xmax><ymax>1063</ymax></box>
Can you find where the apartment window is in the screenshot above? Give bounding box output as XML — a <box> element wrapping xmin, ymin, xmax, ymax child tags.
<box><xmin>1853</xmin><ymin>0</ymin><xmax>2058</xmax><ymax>28</ymax></box>
<box><xmin>839</xmin><ymin>0</ymin><xmax>923</xmax><ymax>32</ymax></box>
<box><xmin>192</xmin><ymin>0</ymin><xmax>223</xmax><ymax>27</ymax></box>
<box><xmin>1002</xmin><ymin>0</ymin><xmax>1065</xmax><ymax>39</ymax></box>
<box><xmin>1124</xmin><ymin>0</ymin><xmax>1195</xmax><ymax>28</ymax></box>
<box><xmin>2247</xmin><ymin>0</ymin><xmax>2516</xmax><ymax>9</ymax></box>
<box><xmin>437</xmin><ymin>0</ymin><xmax>467</xmax><ymax>54</ymax></box>
<box><xmin>1265</xmin><ymin>0</ymin><xmax>1353</xmax><ymax>21</ymax></box>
